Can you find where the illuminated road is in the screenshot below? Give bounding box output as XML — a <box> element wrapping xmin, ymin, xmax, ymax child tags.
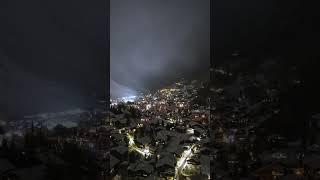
<box><xmin>174</xmin><ymin>144</ymin><xmax>196</xmax><ymax>180</ymax></box>
<box><xmin>127</xmin><ymin>133</ymin><xmax>152</xmax><ymax>157</ymax></box>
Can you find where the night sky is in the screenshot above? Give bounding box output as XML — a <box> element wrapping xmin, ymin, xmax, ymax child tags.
<box><xmin>213</xmin><ymin>0</ymin><xmax>320</xmax><ymax>59</ymax></box>
<box><xmin>109</xmin><ymin>0</ymin><xmax>317</xmax><ymax>98</ymax></box>
<box><xmin>0</xmin><ymin>0</ymin><xmax>108</xmax><ymax>118</ymax></box>
<box><xmin>110</xmin><ymin>0</ymin><xmax>210</xmax><ymax>97</ymax></box>
<box><xmin>1</xmin><ymin>0</ymin><xmax>319</xmax><ymax>117</ymax></box>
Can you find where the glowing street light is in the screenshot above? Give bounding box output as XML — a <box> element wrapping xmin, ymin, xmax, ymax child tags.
<box><xmin>187</xmin><ymin>128</ymin><xmax>194</xmax><ymax>135</ymax></box>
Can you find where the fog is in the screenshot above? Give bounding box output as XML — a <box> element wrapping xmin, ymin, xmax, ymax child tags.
<box><xmin>110</xmin><ymin>0</ymin><xmax>210</xmax><ymax>97</ymax></box>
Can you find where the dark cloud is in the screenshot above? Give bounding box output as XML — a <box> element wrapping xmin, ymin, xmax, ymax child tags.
<box><xmin>212</xmin><ymin>0</ymin><xmax>319</xmax><ymax>58</ymax></box>
<box><xmin>0</xmin><ymin>0</ymin><xmax>108</xmax><ymax>117</ymax></box>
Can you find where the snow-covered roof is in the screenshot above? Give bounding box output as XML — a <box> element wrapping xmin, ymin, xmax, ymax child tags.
<box><xmin>110</xmin><ymin>154</ymin><xmax>120</xmax><ymax>168</ymax></box>
<box><xmin>128</xmin><ymin>161</ymin><xmax>154</xmax><ymax>174</ymax></box>
<box><xmin>156</xmin><ymin>130</ymin><xmax>170</xmax><ymax>141</ymax></box>
<box><xmin>156</xmin><ymin>155</ymin><xmax>175</xmax><ymax>168</ymax></box>
<box><xmin>136</xmin><ymin>136</ymin><xmax>151</xmax><ymax>145</ymax></box>
<box><xmin>165</xmin><ymin>133</ymin><xmax>187</xmax><ymax>153</ymax></box>
<box><xmin>111</xmin><ymin>146</ymin><xmax>128</xmax><ymax>155</ymax></box>
<box><xmin>194</xmin><ymin>127</ymin><xmax>206</xmax><ymax>134</ymax></box>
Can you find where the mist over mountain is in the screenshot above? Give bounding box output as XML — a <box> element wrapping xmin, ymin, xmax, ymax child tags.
<box><xmin>110</xmin><ymin>0</ymin><xmax>210</xmax><ymax>94</ymax></box>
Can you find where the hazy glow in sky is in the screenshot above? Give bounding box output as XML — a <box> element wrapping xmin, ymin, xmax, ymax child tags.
<box><xmin>110</xmin><ymin>0</ymin><xmax>210</xmax><ymax>97</ymax></box>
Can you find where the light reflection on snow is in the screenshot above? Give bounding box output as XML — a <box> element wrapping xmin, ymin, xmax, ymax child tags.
<box><xmin>127</xmin><ymin>133</ymin><xmax>152</xmax><ymax>158</ymax></box>
<box><xmin>175</xmin><ymin>144</ymin><xmax>196</xmax><ymax>179</ymax></box>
